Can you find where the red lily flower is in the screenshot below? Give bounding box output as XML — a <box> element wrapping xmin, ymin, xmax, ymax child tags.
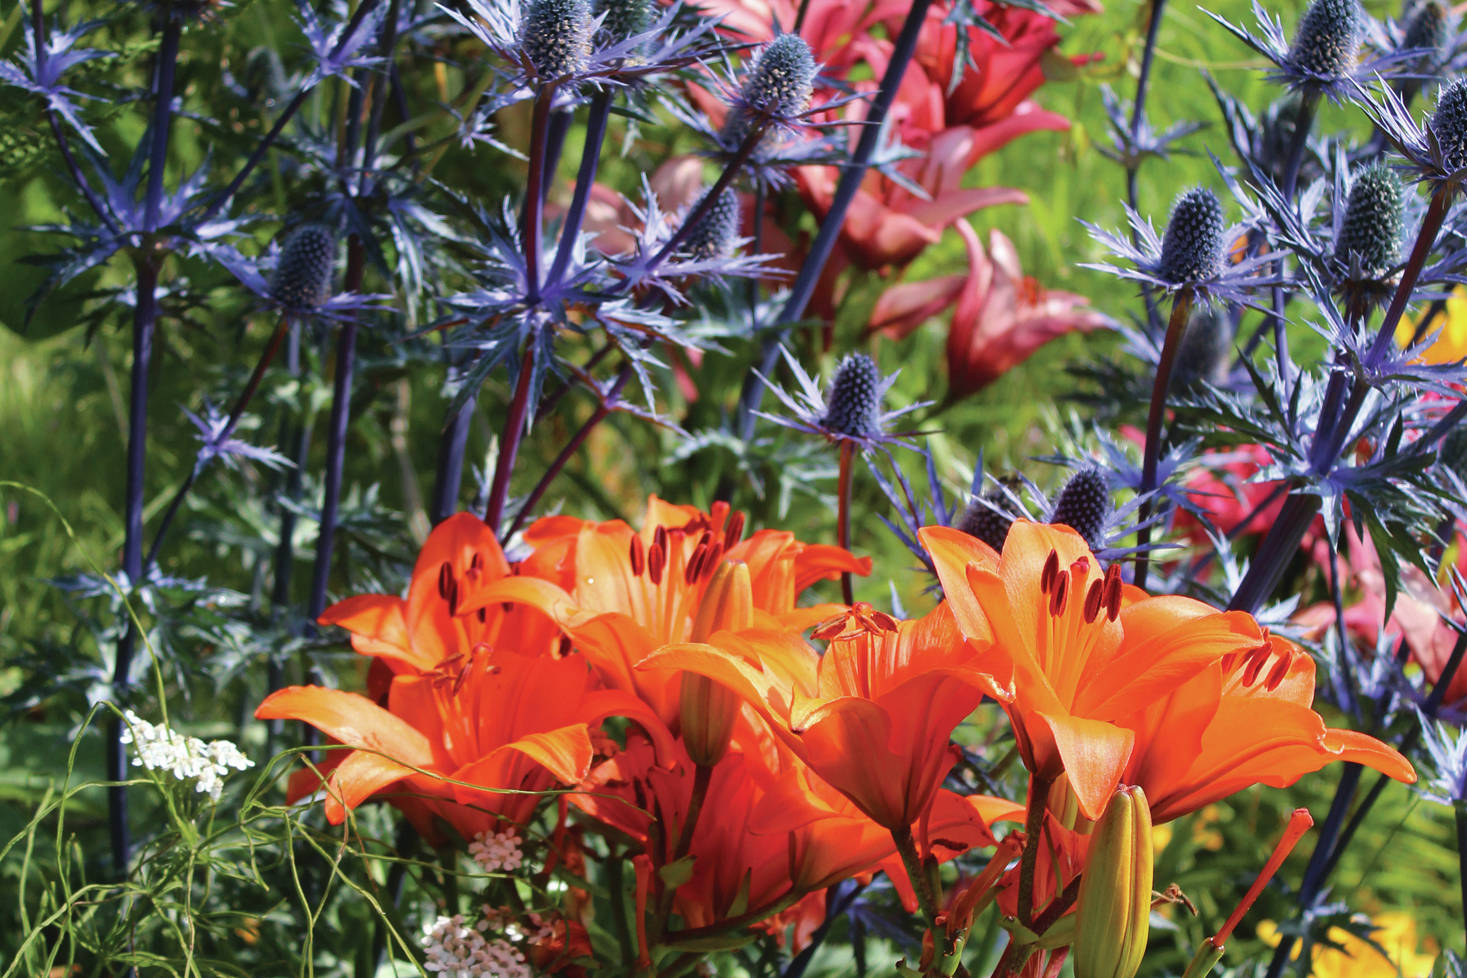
<box><xmin>922</xmin><ymin>521</ymin><xmax>1297</xmax><ymax>821</ymax></box>
<box><xmin>256</xmin><ymin>647</ymin><xmax>671</xmax><ymax>840</ymax></box>
<box><xmin>871</xmin><ymin>225</ymin><xmax>1109</xmax><ymax>396</ymax></box>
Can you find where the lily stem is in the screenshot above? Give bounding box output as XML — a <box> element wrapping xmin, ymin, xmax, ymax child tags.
<box><xmin>1016</xmin><ymin>773</ymin><xmax>1054</xmax><ymax>927</ymax></box>
<box><xmin>892</xmin><ymin>826</ymin><xmax>940</xmax><ymax>932</ymax></box>
<box><xmin>1133</xmin><ymin>289</ymin><xmax>1191</xmax><ymax>589</ymax></box>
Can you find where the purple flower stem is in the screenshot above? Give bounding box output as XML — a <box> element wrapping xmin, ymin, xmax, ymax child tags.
<box><xmin>430</xmin><ymin>395</ymin><xmax>478</xmax><ymax>525</ymax></box>
<box><xmin>837</xmin><ymin>441</ymin><xmax>855</xmax><ymax>604</ymax></box>
<box><xmin>1125</xmin><ymin>0</ymin><xmax>1167</xmax><ymax>331</ymax></box>
<box><xmin>1133</xmin><ymin>289</ymin><xmax>1192</xmax><ymax>589</ymax></box>
<box><xmin>547</xmin><ymin>90</ymin><xmax>613</xmax><ymax>287</ymax></box>
<box><xmin>505</xmin><ymin>365</ymin><xmax>632</xmax><ymax>540</ymax></box>
<box><xmin>524</xmin><ymin>87</ymin><xmax>556</xmax><ymax>301</ymax></box>
<box><xmin>1230</xmin><ymin>185</ymin><xmax>1451</xmax><ymax>615</ymax></box>
<box><xmin>485</xmin><ymin>345</ymin><xmax>538</xmax><ymax>537</ymax></box>
<box><xmin>266</xmin><ymin>321</ymin><xmax>308</xmax><ymax>749</ymax></box>
<box><xmin>736</xmin><ymin>0</ymin><xmax>936</xmax><ymax>440</ymax></box>
<box><xmin>108</xmin><ymin>4</ymin><xmax>184</xmax><ymax>878</ymax></box>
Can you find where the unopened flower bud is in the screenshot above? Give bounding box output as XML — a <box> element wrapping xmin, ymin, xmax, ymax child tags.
<box><xmin>270</xmin><ymin>225</ymin><xmax>335</xmax><ymax>310</ymax></box>
<box><xmin>521</xmin><ymin>0</ymin><xmax>593</xmax><ymax>79</ymax></box>
<box><xmin>1289</xmin><ymin>0</ymin><xmax>1363</xmax><ymax>76</ymax></box>
<box><xmin>682</xmin><ymin>560</ymin><xmax>753</xmax><ymax>766</ymax></box>
<box><xmin>1431</xmin><ymin>80</ymin><xmax>1467</xmax><ymax>172</ymax></box>
<box><xmin>821</xmin><ymin>353</ymin><xmax>881</xmax><ymax>440</ymax></box>
<box><xmin>595</xmin><ymin>0</ymin><xmax>652</xmax><ymax>40</ymax></box>
<box><xmin>683</xmin><ymin>187</ymin><xmax>741</xmax><ymax>260</ymax></box>
<box><xmin>1334</xmin><ymin>164</ymin><xmax>1404</xmax><ymax>277</ymax></box>
<box><xmin>1073</xmin><ymin>786</ymin><xmax>1154</xmax><ymax>978</ymax></box>
<box><xmin>1049</xmin><ymin>469</ymin><xmax>1110</xmax><ymax>551</ymax></box>
<box><xmin>1158</xmin><ymin>188</ymin><xmax>1224</xmax><ymax>286</ymax></box>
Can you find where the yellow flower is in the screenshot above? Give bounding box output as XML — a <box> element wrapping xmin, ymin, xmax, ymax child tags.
<box><xmin>1399</xmin><ymin>285</ymin><xmax>1467</xmax><ymax>364</ymax></box>
<box><xmin>1257</xmin><ymin>913</ymin><xmax>1437</xmax><ymax>978</ymax></box>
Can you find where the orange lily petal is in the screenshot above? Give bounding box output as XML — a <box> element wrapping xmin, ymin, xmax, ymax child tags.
<box><xmin>1037</xmin><ymin>710</ymin><xmax>1135</xmax><ymax>821</ymax></box>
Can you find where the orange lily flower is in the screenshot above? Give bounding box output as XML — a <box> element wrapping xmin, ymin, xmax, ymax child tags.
<box><xmin>921</xmin><ymin>521</ymin><xmax>1298</xmax><ymax>821</ymax></box>
<box><xmin>316</xmin><ymin>513</ymin><xmax>561</xmax><ymax>676</ymax></box>
<box><xmin>256</xmin><ymin>647</ymin><xmax>672</xmax><ymax>841</ymax></box>
<box><xmin>1120</xmin><ymin>635</ymin><xmax>1415</xmax><ymax>823</ymax></box>
<box><xmin>500</xmin><ymin>497</ymin><xmax>870</xmax><ymax>723</ymax></box>
<box><xmin>639</xmin><ymin>602</ymin><xmax>1007</xmax><ymax>832</ymax></box>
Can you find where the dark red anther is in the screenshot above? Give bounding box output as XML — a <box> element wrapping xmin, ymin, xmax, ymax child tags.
<box><xmin>702</xmin><ymin>542</ymin><xmax>724</xmax><ymax>579</ymax></box>
<box><xmin>470</xmin><ymin>552</ymin><xmax>483</xmax><ymax>572</ymax></box>
<box><xmin>1241</xmin><ymin>644</ymin><xmax>1272</xmax><ymax>686</ymax></box>
<box><xmin>629</xmin><ymin>535</ymin><xmax>646</xmax><ymax>576</ymax></box>
<box><xmin>648</xmin><ymin>541</ymin><xmax>666</xmax><ymax>586</ymax></box>
<box><xmin>685</xmin><ymin>543</ymin><xmax>708</xmax><ymax>584</ymax></box>
<box><xmin>437</xmin><ymin>561</ymin><xmax>454</xmax><ymax>599</ymax></box>
<box><xmin>1264</xmin><ymin>649</ymin><xmax>1293</xmax><ymax>691</ymax></box>
<box><xmin>654</xmin><ymin>525</ymin><xmax>669</xmax><ymax>555</ymax></box>
<box><xmin>446</xmin><ymin>578</ymin><xmax>460</xmax><ymax>616</ymax></box>
<box><xmin>1041</xmin><ymin>549</ymin><xmax>1060</xmax><ymax>594</ymax></box>
<box><xmin>724</xmin><ymin>511</ymin><xmax>745</xmax><ymax>549</ymax></box>
<box><xmin>1103</xmin><ymin>564</ymin><xmax>1123</xmax><ymax>622</ymax></box>
<box><xmin>1049</xmin><ymin>572</ymin><xmax>1069</xmax><ymax>617</ymax></box>
<box><xmin>1083</xmin><ymin>579</ymin><xmax>1104</xmax><ymax>623</ymax></box>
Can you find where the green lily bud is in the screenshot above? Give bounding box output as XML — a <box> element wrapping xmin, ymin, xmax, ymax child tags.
<box><xmin>1073</xmin><ymin>786</ymin><xmax>1154</xmax><ymax>978</ymax></box>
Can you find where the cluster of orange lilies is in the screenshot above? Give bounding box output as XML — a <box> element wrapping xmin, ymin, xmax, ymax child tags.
<box><xmin>257</xmin><ymin>498</ymin><xmax>1415</xmax><ymax>976</ymax></box>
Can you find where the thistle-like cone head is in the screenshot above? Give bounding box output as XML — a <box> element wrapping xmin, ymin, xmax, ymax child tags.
<box><xmin>1431</xmin><ymin>80</ymin><xmax>1467</xmax><ymax>172</ymax></box>
<box><xmin>1334</xmin><ymin>163</ymin><xmax>1405</xmax><ymax>277</ymax></box>
<box><xmin>683</xmin><ymin>186</ymin><xmax>741</xmax><ymax>260</ymax></box>
<box><xmin>1289</xmin><ymin>0</ymin><xmax>1363</xmax><ymax>76</ymax></box>
<box><xmin>270</xmin><ymin>224</ymin><xmax>336</xmax><ymax>310</ymax></box>
<box><xmin>1174</xmin><ymin>305</ymin><xmax>1235</xmax><ymax>388</ymax></box>
<box><xmin>1404</xmin><ymin>0</ymin><xmax>1448</xmax><ymax>61</ymax></box>
<box><xmin>956</xmin><ymin>494</ymin><xmax>1014</xmax><ymax>553</ymax></box>
<box><xmin>1158</xmin><ymin>188</ymin><xmax>1225</xmax><ymax>286</ymax></box>
<box><xmin>820</xmin><ymin>353</ymin><xmax>881</xmax><ymax>440</ymax></box>
<box><xmin>742</xmin><ymin>33</ymin><xmax>816</xmax><ymax>118</ymax></box>
<box><xmin>521</xmin><ymin>0</ymin><xmax>593</xmax><ymax>79</ymax></box>
<box><xmin>1073</xmin><ymin>786</ymin><xmax>1154</xmax><ymax>978</ymax></box>
<box><xmin>1048</xmin><ymin>468</ymin><xmax>1110</xmax><ymax>550</ymax></box>
<box><xmin>595</xmin><ymin>0</ymin><xmax>652</xmax><ymax>39</ymax></box>
<box><xmin>682</xmin><ymin>561</ymin><xmax>753</xmax><ymax>766</ymax></box>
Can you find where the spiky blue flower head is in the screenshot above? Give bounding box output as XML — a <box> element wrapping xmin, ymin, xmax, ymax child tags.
<box><xmin>520</xmin><ymin>0</ymin><xmax>593</xmax><ymax>79</ymax></box>
<box><xmin>821</xmin><ymin>353</ymin><xmax>881</xmax><ymax>439</ymax></box>
<box><xmin>270</xmin><ymin>224</ymin><xmax>336</xmax><ymax>310</ymax></box>
<box><xmin>683</xmin><ymin>186</ymin><xmax>741</xmax><ymax>260</ymax></box>
<box><xmin>1404</xmin><ymin>0</ymin><xmax>1448</xmax><ymax>59</ymax></box>
<box><xmin>1334</xmin><ymin>164</ymin><xmax>1405</xmax><ymax>276</ymax></box>
<box><xmin>1289</xmin><ymin>0</ymin><xmax>1363</xmax><ymax>76</ymax></box>
<box><xmin>595</xmin><ymin>0</ymin><xmax>653</xmax><ymax>40</ymax></box>
<box><xmin>744</xmin><ymin>33</ymin><xmax>815</xmax><ymax>118</ymax></box>
<box><xmin>1159</xmin><ymin>188</ymin><xmax>1225</xmax><ymax>286</ymax></box>
<box><xmin>1048</xmin><ymin>468</ymin><xmax>1110</xmax><ymax>549</ymax></box>
<box><xmin>957</xmin><ymin>492</ymin><xmax>1014</xmax><ymax>552</ymax></box>
<box><xmin>1431</xmin><ymin>80</ymin><xmax>1467</xmax><ymax>172</ymax></box>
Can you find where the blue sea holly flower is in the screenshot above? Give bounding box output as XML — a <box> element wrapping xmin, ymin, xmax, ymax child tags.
<box><xmin>1357</xmin><ymin>76</ymin><xmax>1467</xmax><ymax>193</ymax></box>
<box><xmin>756</xmin><ymin>347</ymin><xmax>926</xmax><ymax>454</ymax></box>
<box><xmin>1209</xmin><ymin>0</ymin><xmax>1414</xmax><ymax>101</ymax></box>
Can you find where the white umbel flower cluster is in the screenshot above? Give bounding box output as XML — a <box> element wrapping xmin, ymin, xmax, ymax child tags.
<box><xmin>119</xmin><ymin>710</ymin><xmax>254</xmax><ymax>801</ymax></box>
<box><xmin>468</xmin><ymin>827</ymin><xmax>524</xmax><ymax>874</ymax></box>
<box><xmin>420</xmin><ymin>910</ymin><xmax>531</xmax><ymax>978</ymax></box>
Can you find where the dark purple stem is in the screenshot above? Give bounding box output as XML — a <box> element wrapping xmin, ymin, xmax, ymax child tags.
<box><xmin>547</xmin><ymin>90</ymin><xmax>612</xmax><ymax>288</ymax></box>
<box><xmin>308</xmin><ymin>314</ymin><xmax>359</xmax><ymax>620</ymax></box>
<box><xmin>505</xmin><ymin>366</ymin><xmax>632</xmax><ymax>539</ymax></box>
<box><xmin>485</xmin><ymin>346</ymin><xmax>537</xmax><ymax>536</ymax></box>
<box><xmin>430</xmin><ymin>396</ymin><xmax>478</xmax><ymax>525</ymax></box>
<box><xmin>736</xmin><ymin>0</ymin><xmax>936</xmax><ymax>439</ymax></box>
<box><xmin>1133</xmin><ymin>289</ymin><xmax>1191</xmax><ymax>589</ymax></box>
<box><xmin>265</xmin><ymin>321</ymin><xmax>308</xmax><ymax>746</ymax></box>
<box><xmin>143</xmin><ymin>16</ymin><xmax>182</xmax><ymax>231</ymax></box>
<box><xmin>837</xmin><ymin>441</ymin><xmax>855</xmax><ymax>604</ymax></box>
<box><xmin>524</xmin><ymin>89</ymin><xmax>555</xmax><ymax>301</ymax></box>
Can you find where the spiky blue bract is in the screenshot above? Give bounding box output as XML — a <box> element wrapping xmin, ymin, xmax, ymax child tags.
<box><xmin>1158</xmin><ymin>188</ymin><xmax>1225</xmax><ymax>286</ymax></box>
<box><xmin>521</xmin><ymin>0</ymin><xmax>593</xmax><ymax>79</ymax></box>
<box><xmin>1334</xmin><ymin>164</ymin><xmax>1405</xmax><ymax>276</ymax></box>
<box><xmin>270</xmin><ymin>225</ymin><xmax>336</xmax><ymax>310</ymax></box>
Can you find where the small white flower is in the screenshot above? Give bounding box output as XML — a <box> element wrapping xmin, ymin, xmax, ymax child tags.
<box><xmin>468</xmin><ymin>827</ymin><xmax>524</xmax><ymax>874</ymax></box>
<box><xmin>420</xmin><ymin>908</ymin><xmax>531</xmax><ymax>978</ymax></box>
<box><xmin>120</xmin><ymin>710</ymin><xmax>255</xmax><ymax>801</ymax></box>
